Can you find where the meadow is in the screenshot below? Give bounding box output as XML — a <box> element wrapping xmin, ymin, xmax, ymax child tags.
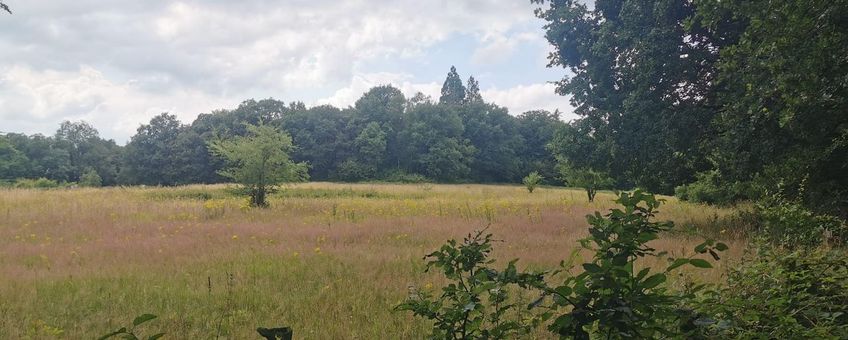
<box><xmin>0</xmin><ymin>183</ymin><xmax>744</xmax><ymax>339</ymax></box>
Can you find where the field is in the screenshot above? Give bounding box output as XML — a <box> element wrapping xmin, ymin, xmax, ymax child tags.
<box><xmin>0</xmin><ymin>183</ymin><xmax>744</xmax><ymax>339</ymax></box>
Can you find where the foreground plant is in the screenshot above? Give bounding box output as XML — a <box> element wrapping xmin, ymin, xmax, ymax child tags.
<box><xmin>396</xmin><ymin>229</ymin><xmax>546</xmax><ymax>339</ymax></box>
<box><xmin>98</xmin><ymin>314</ymin><xmax>164</xmax><ymax>340</ymax></box>
<box><xmin>545</xmin><ymin>190</ymin><xmax>725</xmax><ymax>338</ymax></box>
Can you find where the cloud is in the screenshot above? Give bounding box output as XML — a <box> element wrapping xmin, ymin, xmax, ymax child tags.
<box><xmin>0</xmin><ymin>0</ymin><xmax>573</xmax><ymax>141</ymax></box>
<box><xmin>0</xmin><ymin>64</ymin><xmax>236</xmax><ymax>142</ymax></box>
<box><xmin>482</xmin><ymin>83</ymin><xmax>577</xmax><ymax>119</ymax></box>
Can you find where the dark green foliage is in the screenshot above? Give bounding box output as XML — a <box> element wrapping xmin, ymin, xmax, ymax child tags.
<box><xmin>120</xmin><ymin>113</ymin><xmax>185</xmax><ymax>185</ymax></box>
<box><xmin>545</xmin><ymin>191</ymin><xmax>724</xmax><ymax>338</ymax></box>
<box><xmin>535</xmin><ymin>0</ymin><xmax>718</xmax><ymax>194</ymax></box>
<box><xmin>742</xmin><ymin>193</ymin><xmax>847</xmax><ymax>248</ymax></box>
<box><xmin>697</xmin><ymin>245</ymin><xmax>848</xmax><ymax>339</ymax></box>
<box><xmin>696</xmin><ymin>0</ymin><xmax>848</xmax><ymax>216</ymax></box>
<box><xmin>0</xmin><ymin>136</ymin><xmax>28</xmax><ymax>179</ymax></box>
<box><xmin>439</xmin><ymin>66</ymin><xmax>466</xmax><ymax>105</ymax></box>
<box><xmin>516</xmin><ymin>110</ymin><xmax>564</xmax><ymax>184</ymax></box>
<box><xmin>2</xmin><ymin>68</ymin><xmax>568</xmax><ymax>187</ymax></box>
<box><xmin>674</xmin><ymin>170</ymin><xmax>754</xmax><ymax>205</ymax></box>
<box><xmin>98</xmin><ymin>313</ymin><xmax>164</xmax><ymax>340</ymax></box>
<box><xmin>396</xmin><ymin>229</ymin><xmax>546</xmax><ymax>339</ymax></box>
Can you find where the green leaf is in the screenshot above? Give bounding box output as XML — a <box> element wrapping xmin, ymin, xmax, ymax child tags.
<box><xmin>641</xmin><ymin>273</ymin><xmax>666</xmax><ymax>289</ymax></box>
<box><xmin>133</xmin><ymin>314</ymin><xmax>158</xmax><ymax>326</ymax></box>
<box><xmin>689</xmin><ymin>259</ymin><xmax>713</xmax><ymax>268</ymax></box>
<box><xmin>715</xmin><ymin>242</ymin><xmax>729</xmax><ymax>251</ymax></box>
<box><xmin>582</xmin><ymin>263</ymin><xmax>602</xmax><ymax>273</ymax></box>
<box><xmin>666</xmin><ymin>258</ymin><xmax>689</xmax><ymax>271</ymax></box>
<box><xmin>97</xmin><ymin>328</ymin><xmax>127</xmax><ymax>340</ymax></box>
<box><xmin>147</xmin><ymin>333</ymin><xmax>166</xmax><ymax>340</ymax></box>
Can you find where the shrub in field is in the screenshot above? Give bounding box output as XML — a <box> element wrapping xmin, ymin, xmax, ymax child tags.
<box><xmin>383</xmin><ymin>169</ymin><xmax>429</xmax><ymax>183</ymax></box>
<box><xmin>396</xmin><ymin>229</ymin><xmax>547</xmax><ymax>339</ymax></box>
<box><xmin>208</xmin><ymin>123</ymin><xmax>309</xmax><ymax>207</ymax></box>
<box><xmin>558</xmin><ymin>163</ymin><xmax>613</xmax><ymax>202</ymax></box>
<box><xmin>522</xmin><ymin>171</ymin><xmax>543</xmax><ymax>193</ymax></box>
<box><xmin>79</xmin><ymin>167</ymin><xmax>103</xmax><ymax>187</ymax></box>
<box><xmin>98</xmin><ymin>313</ymin><xmax>164</xmax><ymax>340</ymax></box>
<box><xmin>14</xmin><ymin>177</ymin><xmax>61</xmax><ymax>189</ymax></box>
<box><xmin>696</xmin><ymin>244</ymin><xmax>848</xmax><ymax>338</ymax></box>
<box><xmin>544</xmin><ymin>190</ymin><xmax>725</xmax><ymax>338</ymax></box>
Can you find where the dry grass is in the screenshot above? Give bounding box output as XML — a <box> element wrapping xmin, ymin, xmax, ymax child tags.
<box><xmin>0</xmin><ymin>183</ymin><xmax>745</xmax><ymax>339</ymax></box>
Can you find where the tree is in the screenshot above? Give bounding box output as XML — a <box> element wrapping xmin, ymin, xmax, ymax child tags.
<box><xmin>523</xmin><ymin>171</ymin><xmax>543</xmax><ymax>193</ymax></box>
<box><xmin>559</xmin><ymin>162</ymin><xmax>614</xmax><ymax>202</ymax></box>
<box><xmin>209</xmin><ymin>123</ymin><xmax>308</xmax><ymax>207</ymax></box>
<box><xmin>0</xmin><ymin>135</ymin><xmax>28</xmax><ymax>180</ymax></box>
<box><xmin>696</xmin><ymin>0</ymin><xmax>848</xmax><ymax>215</ymax></box>
<box><xmin>534</xmin><ymin>0</ymin><xmax>719</xmax><ymax>194</ymax></box>
<box><xmin>121</xmin><ymin>113</ymin><xmax>184</xmax><ymax>185</ymax></box>
<box><xmin>439</xmin><ymin>66</ymin><xmax>466</xmax><ymax>105</ymax></box>
<box><xmin>516</xmin><ymin>110</ymin><xmax>564</xmax><ymax>183</ymax></box>
<box><xmin>464</xmin><ymin>76</ymin><xmax>483</xmax><ymax>104</ymax></box>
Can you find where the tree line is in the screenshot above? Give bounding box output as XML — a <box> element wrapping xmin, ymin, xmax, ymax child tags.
<box><xmin>0</xmin><ymin>66</ymin><xmax>565</xmax><ymax>187</ymax></box>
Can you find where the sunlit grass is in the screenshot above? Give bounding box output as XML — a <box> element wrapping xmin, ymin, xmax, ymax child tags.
<box><xmin>0</xmin><ymin>183</ymin><xmax>745</xmax><ymax>338</ymax></box>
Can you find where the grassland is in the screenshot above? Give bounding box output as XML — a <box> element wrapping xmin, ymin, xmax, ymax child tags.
<box><xmin>0</xmin><ymin>183</ymin><xmax>744</xmax><ymax>339</ymax></box>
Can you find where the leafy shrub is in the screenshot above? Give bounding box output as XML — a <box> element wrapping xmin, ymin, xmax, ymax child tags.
<box><xmin>79</xmin><ymin>168</ymin><xmax>103</xmax><ymax>187</ymax></box>
<box><xmin>697</xmin><ymin>245</ymin><xmax>848</xmax><ymax>339</ymax></box>
<box><xmin>396</xmin><ymin>229</ymin><xmax>547</xmax><ymax>339</ymax></box>
<box><xmin>522</xmin><ymin>171</ymin><xmax>543</xmax><ymax>193</ymax></box>
<box><xmin>674</xmin><ymin>170</ymin><xmax>753</xmax><ymax>205</ymax></box>
<box><xmin>544</xmin><ymin>190</ymin><xmax>725</xmax><ymax>338</ymax></box>
<box><xmin>98</xmin><ymin>313</ymin><xmax>164</xmax><ymax>340</ymax></box>
<box><xmin>558</xmin><ymin>163</ymin><xmax>614</xmax><ymax>202</ymax></box>
<box><xmin>14</xmin><ymin>177</ymin><xmax>61</xmax><ymax>189</ymax></box>
<box><xmin>383</xmin><ymin>169</ymin><xmax>429</xmax><ymax>183</ymax></box>
<box><xmin>745</xmin><ymin>193</ymin><xmax>846</xmax><ymax>247</ymax></box>
<box><xmin>336</xmin><ymin>159</ymin><xmax>375</xmax><ymax>182</ymax></box>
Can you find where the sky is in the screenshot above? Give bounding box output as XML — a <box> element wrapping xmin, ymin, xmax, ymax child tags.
<box><xmin>0</xmin><ymin>0</ymin><xmax>576</xmax><ymax>143</ymax></box>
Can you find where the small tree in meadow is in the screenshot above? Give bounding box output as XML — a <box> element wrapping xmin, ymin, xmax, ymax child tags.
<box><xmin>209</xmin><ymin>123</ymin><xmax>308</xmax><ymax>207</ymax></box>
<box><xmin>559</xmin><ymin>163</ymin><xmax>613</xmax><ymax>202</ymax></box>
<box><xmin>523</xmin><ymin>171</ymin><xmax>543</xmax><ymax>193</ymax></box>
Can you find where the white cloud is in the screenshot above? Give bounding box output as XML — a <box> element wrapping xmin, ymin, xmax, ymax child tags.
<box><xmin>0</xmin><ymin>65</ymin><xmax>237</xmax><ymax>142</ymax></box>
<box><xmin>315</xmin><ymin>72</ymin><xmax>440</xmax><ymax>108</ymax></box>
<box><xmin>482</xmin><ymin>83</ymin><xmax>577</xmax><ymax>119</ymax></box>
<box><xmin>0</xmin><ymin>0</ymin><xmax>574</xmax><ymax>140</ymax></box>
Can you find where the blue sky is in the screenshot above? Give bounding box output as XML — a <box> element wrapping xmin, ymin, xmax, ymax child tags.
<box><xmin>0</xmin><ymin>0</ymin><xmax>576</xmax><ymax>143</ymax></box>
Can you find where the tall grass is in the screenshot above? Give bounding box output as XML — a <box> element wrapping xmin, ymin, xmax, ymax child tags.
<box><xmin>0</xmin><ymin>183</ymin><xmax>744</xmax><ymax>338</ymax></box>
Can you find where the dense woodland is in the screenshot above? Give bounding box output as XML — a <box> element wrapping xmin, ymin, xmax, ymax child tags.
<box><xmin>2</xmin><ymin>0</ymin><xmax>847</xmax><ymax>219</ymax></box>
<box><xmin>0</xmin><ymin>67</ymin><xmax>563</xmax><ymax>187</ymax></box>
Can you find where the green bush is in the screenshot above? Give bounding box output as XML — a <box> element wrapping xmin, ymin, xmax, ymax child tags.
<box><xmin>522</xmin><ymin>171</ymin><xmax>543</xmax><ymax>193</ymax></box>
<box><xmin>14</xmin><ymin>177</ymin><xmax>61</xmax><ymax>189</ymax></box>
<box><xmin>746</xmin><ymin>194</ymin><xmax>846</xmax><ymax>248</ymax></box>
<box><xmin>382</xmin><ymin>169</ymin><xmax>429</xmax><ymax>183</ymax></box>
<box><xmin>79</xmin><ymin>168</ymin><xmax>103</xmax><ymax>187</ymax></box>
<box><xmin>697</xmin><ymin>245</ymin><xmax>848</xmax><ymax>339</ymax></box>
<box><xmin>674</xmin><ymin>170</ymin><xmax>753</xmax><ymax>205</ymax></box>
<box><xmin>336</xmin><ymin>160</ymin><xmax>375</xmax><ymax>182</ymax></box>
